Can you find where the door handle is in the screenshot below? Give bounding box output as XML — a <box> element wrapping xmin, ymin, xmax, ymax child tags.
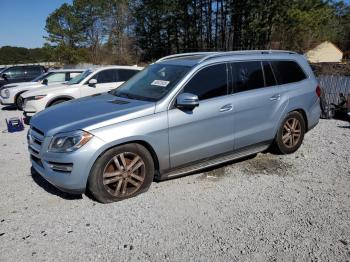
<box><xmin>219</xmin><ymin>104</ymin><xmax>233</xmax><ymax>112</ymax></box>
<box><xmin>270</xmin><ymin>94</ymin><xmax>281</xmax><ymax>101</ymax></box>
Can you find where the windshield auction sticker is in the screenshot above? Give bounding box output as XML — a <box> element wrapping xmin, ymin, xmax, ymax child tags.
<box><xmin>151</xmin><ymin>80</ymin><xmax>170</xmax><ymax>87</ymax></box>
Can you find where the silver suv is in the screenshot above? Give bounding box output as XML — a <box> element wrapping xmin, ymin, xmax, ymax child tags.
<box><xmin>27</xmin><ymin>51</ymin><xmax>321</xmax><ymax>203</ymax></box>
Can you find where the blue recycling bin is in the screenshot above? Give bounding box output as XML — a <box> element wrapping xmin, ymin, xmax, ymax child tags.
<box><xmin>6</xmin><ymin>117</ymin><xmax>24</xmax><ymax>133</ymax></box>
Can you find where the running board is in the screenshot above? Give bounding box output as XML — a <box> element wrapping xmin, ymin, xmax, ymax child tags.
<box><xmin>161</xmin><ymin>143</ymin><xmax>270</xmax><ymax>180</ymax></box>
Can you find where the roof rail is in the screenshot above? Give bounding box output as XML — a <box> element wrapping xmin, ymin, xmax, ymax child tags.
<box><xmin>156</xmin><ymin>52</ymin><xmax>220</xmax><ymax>62</ymax></box>
<box><xmin>198</xmin><ymin>50</ymin><xmax>298</xmax><ymax>63</ymax></box>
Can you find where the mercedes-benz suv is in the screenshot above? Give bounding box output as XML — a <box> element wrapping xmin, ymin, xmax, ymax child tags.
<box><xmin>27</xmin><ymin>51</ymin><xmax>321</xmax><ymax>203</ymax></box>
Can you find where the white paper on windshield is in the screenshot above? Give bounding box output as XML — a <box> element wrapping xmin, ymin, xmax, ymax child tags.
<box><xmin>151</xmin><ymin>80</ymin><xmax>170</xmax><ymax>87</ymax></box>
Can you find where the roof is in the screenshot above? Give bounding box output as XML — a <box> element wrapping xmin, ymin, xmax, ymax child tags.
<box><xmin>48</xmin><ymin>69</ymin><xmax>85</xmax><ymax>73</ymax></box>
<box><xmin>156</xmin><ymin>50</ymin><xmax>298</xmax><ymax>67</ymax></box>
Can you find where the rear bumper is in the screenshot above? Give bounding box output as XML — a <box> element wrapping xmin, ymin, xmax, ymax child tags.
<box><xmin>307</xmin><ymin>99</ymin><xmax>321</xmax><ymax>131</ymax></box>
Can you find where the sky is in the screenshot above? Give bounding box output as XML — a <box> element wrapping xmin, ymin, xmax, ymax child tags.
<box><xmin>1</xmin><ymin>0</ymin><xmax>350</xmax><ymax>49</ymax></box>
<box><xmin>0</xmin><ymin>0</ymin><xmax>72</xmax><ymax>48</ymax></box>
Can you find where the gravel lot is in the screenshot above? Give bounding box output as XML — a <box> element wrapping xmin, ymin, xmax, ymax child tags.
<box><xmin>0</xmin><ymin>105</ymin><xmax>349</xmax><ymax>261</ymax></box>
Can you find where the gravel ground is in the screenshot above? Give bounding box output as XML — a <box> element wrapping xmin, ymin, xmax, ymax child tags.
<box><xmin>0</xmin><ymin>105</ymin><xmax>349</xmax><ymax>262</ymax></box>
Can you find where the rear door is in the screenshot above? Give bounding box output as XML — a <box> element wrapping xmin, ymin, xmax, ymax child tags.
<box><xmin>168</xmin><ymin>63</ymin><xmax>234</xmax><ymax>168</ymax></box>
<box><xmin>230</xmin><ymin>61</ymin><xmax>286</xmax><ymax>149</ymax></box>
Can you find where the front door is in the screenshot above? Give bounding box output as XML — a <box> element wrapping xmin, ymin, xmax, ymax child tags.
<box><xmin>168</xmin><ymin>63</ymin><xmax>235</xmax><ymax>168</ymax></box>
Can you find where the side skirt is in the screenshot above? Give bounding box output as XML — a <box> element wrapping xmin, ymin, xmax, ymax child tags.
<box><xmin>159</xmin><ymin>142</ymin><xmax>271</xmax><ymax>180</ymax></box>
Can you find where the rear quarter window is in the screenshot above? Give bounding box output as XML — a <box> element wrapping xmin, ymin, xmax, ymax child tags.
<box><xmin>270</xmin><ymin>60</ymin><xmax>307</xmax><ymax>85</ymax></box>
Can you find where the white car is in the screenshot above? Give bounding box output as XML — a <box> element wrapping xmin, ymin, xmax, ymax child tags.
<box><xmin>22</xmin><ymin>66</ymin><xmax>143</xmax><ymax>117</ymax></box>
<box><xmin>0</xmin><ymin>69</ymin><xmax>84</xmax><ymax>109</ymax></box>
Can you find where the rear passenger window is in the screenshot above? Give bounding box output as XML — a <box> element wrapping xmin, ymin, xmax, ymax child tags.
<box><xmin>96</xmin><ymin>69</ymin><xmax>117</xmax><ymax>83</ymax></box>
<box><xmin>183</xmin><ymin>64</ymin><xmax>228</xmax><ymax>100</ymax></box>
<box><xmin>231</xmin><ymin>61</ymin><xmax>264</xmax><ymax>93</ymax></box>
<box><xmin>262</xmin><ymin>61</ymin><xmax>277</xmax><ymax>87</ymax></box>
<box><xmin>270</xmin><ymin>61</ymin><xmax>307</xmax><ymax>85</ymax></box>
<box><xmin>118</xmin><ymin>70</ymin><xmax>139</xmax><ymax>82</ymax></box>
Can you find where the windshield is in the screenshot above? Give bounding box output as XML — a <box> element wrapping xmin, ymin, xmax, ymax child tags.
<box><xmin>66</xmin><ymin>69</ymin><xmax>92</xmax><ymax>85</ymax></box>
<box><xmin>110</xmin><ymin>64</ymin><xmax>190</xmax><ymax>102</ymax></box>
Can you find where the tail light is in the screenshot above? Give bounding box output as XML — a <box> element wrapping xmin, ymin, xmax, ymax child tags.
<box><xmin>316</xmin><ymin>85</ymin><xmax>321</xmax><ymax>97</ymax></box>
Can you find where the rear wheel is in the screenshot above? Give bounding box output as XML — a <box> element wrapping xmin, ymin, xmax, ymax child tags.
<box><xmin>273</xmin><ymin>111</ymin><xmax>305</xmax><ymax>154</ymax></box>
<box><xmin>88</xmin><ymin>143</ymin><xmax>154</xmax><ymax>203</ymax></box>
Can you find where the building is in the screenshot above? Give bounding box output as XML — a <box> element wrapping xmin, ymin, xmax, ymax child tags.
<box><xmin>305</xmin><ymin>41</ymin><xmax>343</xmax><ymax>63</ymax></box>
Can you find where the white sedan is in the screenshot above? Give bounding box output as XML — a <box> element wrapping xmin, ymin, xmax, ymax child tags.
<box><xmin>22</xmin><ymin>66</ymin><xmax>143</xmax><ymax>117</ymax></box>
<box><xmin>0</xmin><ymin>69</ymin><xmax>83</xmax><ymax>109</ymax></box>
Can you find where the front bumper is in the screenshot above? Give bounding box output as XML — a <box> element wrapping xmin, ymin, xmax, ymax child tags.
<box><xmin>23</xmin><ymin>99</ymin><xmax>40</xmax><ymax>116</ymax></box>
<box><xmin>28</xmin><ymin>127</ymin><xmax>106</xmax><ymax>194</ymax></box>
<box><xmin>0</xmin><ymin>96</ymin><xmax>13</xmax><ymax>105</ymax></box>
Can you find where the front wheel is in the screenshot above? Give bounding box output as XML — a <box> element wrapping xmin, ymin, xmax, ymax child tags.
<box><xmin>88</xmin><ymin>143</ymin><xmax>154</xmax><ymax>203</ymax></box>
<box><xmin>15</xmin><ymin>95</ymin><xmax>24</xmax><ymax>110</ymax></box>
<box><xmin>272</xmin><ymin>111</ymin><xmax>306</xmax><ymax>154</ymax></box>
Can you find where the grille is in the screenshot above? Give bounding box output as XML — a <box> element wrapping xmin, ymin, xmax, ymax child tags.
<box><xmin>28</xmin><ymin>125</ymin><xmax>45</xmax><ymax>166</ymax></box>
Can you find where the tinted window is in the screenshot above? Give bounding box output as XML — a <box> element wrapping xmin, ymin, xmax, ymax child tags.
<box><xmin>96</xmin><ymin>69</ymin><xmax>117</xmax><ymax>83</ymax></box>
<box><xmin>183</xmin><ymin>64</ymin><xmax>228</xmax><ymax>100</ymax></box>
<box><xmin>118</xmin><ymin>69</ymin><xmax>139</xmax><ymax>81</ymax></box>
<box><xmin>25</xmin><ymin>66</ymin><xmax>42</xmax><ymax>75</ymax></box>
<box><xmin>262</xmin><ymin>61</ymin><xmax>277</xmax><ymax>87</ymax></box>
<box><xmin>271</xmin><ymin>61</ymin><xmax>307</xmax><ymax>85</ymax></box>
<box><xmin>3</xmin><ymin>66</ymin><xmax>24</xmax><ymax>79</ymax></box>
<box><xmin>231</xmin><ymin>61</ymin><xmax>264</xmax><ymax>93</ymax></box>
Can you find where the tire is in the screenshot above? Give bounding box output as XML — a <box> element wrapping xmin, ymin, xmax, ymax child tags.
<box><xmin>272</xmin><ymin>111</ymin><xmax>306</xmax><ymax>155</ymax></box>
<box><xmin>15</xmin><ymin>95</ymin><xmax>24</xmax><ymax>110</ymax></box>
<box><xmin>48</xmin><ymin>99</ymin><xmax>68</xmax><ymax>107</ymax></box>
<box><xmin>88</xmin><ymin>143</ymin><xmax>154</xmax><ymax>203</ymax></box>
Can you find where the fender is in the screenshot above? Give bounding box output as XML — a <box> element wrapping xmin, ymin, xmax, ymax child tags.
<box><xmin>46</xmin><ymin>95</ymin><xmax>75</xmax><ymax>108</ymax></box>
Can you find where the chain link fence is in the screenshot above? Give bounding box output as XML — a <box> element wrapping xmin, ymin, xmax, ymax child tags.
<box><xmin>318</xmin><ymin>75</ymin><xmax>350</xmax><ymax>119</ymax></box>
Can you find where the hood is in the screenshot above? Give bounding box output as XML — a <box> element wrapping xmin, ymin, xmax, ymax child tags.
<box><xmin>21</xmin><ymin>83</ymin><xmax>72</xmax><ymax>98</ymax></box>
<box><xmin>30</xmin><ymin>93</ymin><xmax>156</xmax><ymax>137</ymax></box>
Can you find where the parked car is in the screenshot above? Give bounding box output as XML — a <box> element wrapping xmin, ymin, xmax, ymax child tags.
<box><xmin>22</xmin><ymin>66</ymin><xmax>143</xmax><ymax>117</ymax></box>
<box><xmin>0</xmin><ymin>69</ymin><xmax>84</xmax><ymax>109</ymax></box>
<box><xmin>27</xmin><ymin>51</ymin><xmax>321</xmax><ymax>203</ymax></box>
<box><xmin>0</xmin><ymin>65</ymin><xmax>46</xmax><ymax>88</ymax></box>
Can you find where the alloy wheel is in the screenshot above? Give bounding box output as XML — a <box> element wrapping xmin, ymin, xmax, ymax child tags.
<box><xmin>282</xmin><ymin>118</ymin><xmax>302</xmax><ymax>148</ymax></box>
<box><xmin>102</xmin><ymin>152</ymin><xmax>145</xmax><ymax>197</ymax></box>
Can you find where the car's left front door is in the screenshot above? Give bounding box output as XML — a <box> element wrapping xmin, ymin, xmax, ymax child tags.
<box><xmin>167</xmin><ymin>63</ymin><xmax>235</xmax><ymax>168</ymax></box>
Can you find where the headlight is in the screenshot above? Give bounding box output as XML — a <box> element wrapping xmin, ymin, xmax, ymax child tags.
<box><xmin>48</xmin><ymin>131</ymin><xmax>93</xmax><ymax>153</ymax></box>
<box><xmin>1</xmin><ymin>88</ymin><xmax>10</xmax><ymax>98</ymax></box>
<box><xmin>25</xmin><ymin>95</ymin><xmax>47</xmax><ymax>101</ymax></box>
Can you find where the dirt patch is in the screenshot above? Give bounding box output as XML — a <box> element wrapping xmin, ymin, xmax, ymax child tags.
<box><xmin>241</xmin><ymin>155</ymin><xmax>293</xmax><ymax>176</ymax></box>
<box><xmin>199</xmin><ymin>167</ymin><xmax>227</xmax><ymax>180</ymax></box>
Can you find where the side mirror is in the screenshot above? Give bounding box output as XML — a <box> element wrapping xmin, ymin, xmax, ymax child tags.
<box><xmin>176</xmin><ymin>93</ymin><xmax>199</xmax><ymax>110</ymax></box>
<box><xmin>88</xmin><ymin>79</ymin><xmax>97</xmax><ymax>87</ymax></box>
<box><xmin>1</xmin><ymin>73</ymin><xmax>8</xmax><ymax>80</ymax></box>
<box><xmin>42</xmin><ymin>78</ymin><xmax>48</xmax><ymax>85</ymax></box>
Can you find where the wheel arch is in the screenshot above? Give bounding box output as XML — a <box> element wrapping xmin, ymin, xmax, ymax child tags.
<box><xmin>14</xmin><ymin>90</ymin><xmax>28</xmax><ymax>103</ymax></box>
<box><xmin>88</xmin><ymin>139</ymin><xmax>160</xmax><ymax>183</ymax></box>
<box><xmin>46</xmin><ymin>95</ymin><xmax>74</xmax><ymax>108</ymax></box>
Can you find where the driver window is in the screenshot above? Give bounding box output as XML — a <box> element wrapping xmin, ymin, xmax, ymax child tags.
<box><xmin>183</xmin><ymin>64</ymin><xmax>228</xmax><ymax>100</ymax></box>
